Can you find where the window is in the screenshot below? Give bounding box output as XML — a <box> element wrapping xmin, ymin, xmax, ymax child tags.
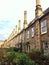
<box><xmin>43</xmin><ymin>42</ymin><xmax>48</xmax><ymax>55</ymax></box>
<box><xmin>27</xmin><ymin>31</ymin><xmax>29</xmax><ymax>39</ymax></box>
<box><xmin>20</xmin><ymin>35</ymin><xmax>22</xmax><ymax>42</ymax></box>
<box><xmin>20</xmin><ymin>34</ymin><xmax>22</xmax><ymax>40</ymax></box>
<box><xmin>41</xmin><ymin>20</ymin><xmax>47</xmax><ymax>34</ymax></box>
<box><xmin>44</xmin><ymin>42</ymin><xmax>48</xmax><ymax>49</ymax></box>
<box><xmin>32</xmin><ymin>27</ymin><xmax>34</xmax><ymax>37</ymax></box>
<box><xmin>20</xmin><ymin>35</ymin><xmax>21</xmax><ymax>40</ymax></box>
<box><xmin>26</xmin><ymin>43</ymin><xmax>30</xmax><ymax>52</ymax></box>
<box><xmin>23</xmin><ymin>34</ymin><xmax>24</xmax><ymax>41</ymax></box>
<box><xmin>34</xmin><ymin>43</ymin><xmax>36</xmax><ymax>49</ymax></box>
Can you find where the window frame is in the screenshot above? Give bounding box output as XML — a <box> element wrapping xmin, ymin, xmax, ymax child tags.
<box><xmin>43</xmin><ymin>41</ymin><xmax>48</xmax><ymax>55</ymax></box>
<box><xmin>34</xmin><ymin>43</ymin><xmax>36</xmax><ymax>49</ymax></box>
<box><xmin>41</xmin><ymin>20</ymin><xmax>47</xmax><ymax>34</ymax></box>
<box><xmin>32</xmin><ymin>27</ymin><xmax>34</xmax><ymax>37</ymax></box>
<box><xmin>27</xmin><ymin>30</ymin><xmax>29</xmax><ymax>39</ymax></box>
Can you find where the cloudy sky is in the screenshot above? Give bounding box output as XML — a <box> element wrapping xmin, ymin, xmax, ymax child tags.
<box><xmin>0</xmin><ymin>0</ymin><xmax>49</xmax><ymax>40</ymax></box>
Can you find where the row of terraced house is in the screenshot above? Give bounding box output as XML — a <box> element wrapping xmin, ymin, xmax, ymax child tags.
<box><xmin>1</xmin><ymin>0</ymin><xmax>49</xmax><ymax>55</ymax></box>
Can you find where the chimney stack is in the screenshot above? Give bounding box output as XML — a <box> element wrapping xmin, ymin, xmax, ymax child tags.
<box><xmin>35</xmin><ymin>0</ymin><xmax>43</xmax><ymax>18</ymax></box>
<box><xmin>23</xmin><ymin>11</ymin><xmax>28</xmax><ymax>29</ymax></box>
<box><xmin>36</xmin><ymin>0</ymin><xmax>40</xmax><ymax>6</ymax></box>
<box><xmin>15</xmin><ymin>25</ymin><xmax>18</xmax><ymax>34</ymax></box>
<box><xmin>18</xmin><ymin>20</ymin><xmax>21</xmax><ymax>33</ymax></box>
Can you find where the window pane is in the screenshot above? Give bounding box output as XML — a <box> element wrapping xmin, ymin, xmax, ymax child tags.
<box><xmin>44</xmin><ymin>42</ymin><xmax>48</xmax><ymax>55</ymax></box>
<box><xmin>27</xmin><ymin>31</ymin><xmax>29</xmax><ymax>38</ymax></box>
<box><xmin>34</xmin><ymin>43</ymin><xmax>36</xmax><ymax>48</ymax></box>
<box><xmin>45</xmin><ymin>42</ymin><xmax>48</xmax><ymax>48</ymax></box>
<box><xmin>42</xmin><ymin>26</ymin><xmax>47</xmax><ymax>33</ymax></box>
<box><xmin>32</xmin><ymin>27</ymin><xmax>34</xmax><ymax>37</ymax></box>
<box><xmin>41</xmin><ymin>20</ymin><xmax>46</xmax><ymax>27</ymax></box>
<box><xmin>41</xmin><ymin>20</ymin><xmax>47</xmax><ymax>34</ymax></box>
<box><xmin>23</xmin><ymin>34</ymin><xmax>24</xmax><ymax>41</ymax></box>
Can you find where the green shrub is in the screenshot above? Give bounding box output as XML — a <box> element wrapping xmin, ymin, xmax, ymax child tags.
<box><xmin>28</xmin><ymin>49</ymin><xmax>41</xmax><ymax>60</ymax></box>
<box><xmin>13</xmin><ymin>52</ymin><xmax>38</xmax><ymax>65</ymax></box>
<box><xmin>5</xmin><ymin>47</ymin><xmax>14</xmax><ymax>52</ymax></box>
<box><xmin>3</xmin><ymin>52</ymin><xmax>16</xmax><ymax>62</ymax></box>
<box><xmin>31</xmin><ymin>49</ymin><xmax>41</xmax><ymax>55</ymax></box>
<box><xmin>40</xmin><ymin>54</ymin><xmax>49</xmax><ymax>60</ymax></box>
<box><xmin>5</xmin><ymin>47</ymin><xmax>21</xmax><ymax>52</ymax></box>
<box><xmin>13</xmin><ymin>47</ymin><xmax>21</xmax><ymax>52</ymax></box>
<box><xmin>3</xmin><ymin>51</ymin><xmax>38</xmax><ymax>65</ymax></box>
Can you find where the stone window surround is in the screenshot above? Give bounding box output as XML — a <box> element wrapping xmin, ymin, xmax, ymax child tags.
<box><xmin>27</xmin><ymin>30</ymin><xmax>29</xmax><ymax>39</ymax></box>
<box><xmin>32</xmin><ymin>27</ymin><xmax>34</xmax><ymax>37</ymax></box>
<box><xmin>41</xmin><ymin>19</ymin><xmax>47</xmax><ymax>34</ymax></box>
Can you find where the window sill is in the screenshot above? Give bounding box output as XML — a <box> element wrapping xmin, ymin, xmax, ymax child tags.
<box><xmin>41</xmin><ymin>31</ymin><xmax>47</xmax><ymax>35</ymax></box>
<box><xmin>32</xmin><ymin>36</ymin><xmax>34</xmax><ymax>38</ymax></box>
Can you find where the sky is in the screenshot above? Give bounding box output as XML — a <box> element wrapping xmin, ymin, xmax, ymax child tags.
<box><xmin>0</xmin><ymin>0</ymin><xmax>49</xmax><ymax>40</ymax></box>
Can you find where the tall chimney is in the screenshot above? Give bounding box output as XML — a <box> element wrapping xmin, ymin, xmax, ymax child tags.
<box><xmin>36</xmin><ymin>0</ymin><xmax>40</xmax><ymax>5</ymax></box>
<box><xmin>23</xmin><ymin>11</ymin><xmax>28</xmax><ymax>29</ymax></box>
<box><xmin>15</xmin><ymin>25</ymin><xmax>18</xmax><ymax>34</ymax></box>
<box><xmin>35</xmin><ymin>0</ymin><xmax>43</xmax><ymax>18</ymax></box>
<box><xmin>18</xmin><ymin>20</ymin><xmax>21</xmax><ymax>33</ymax></box>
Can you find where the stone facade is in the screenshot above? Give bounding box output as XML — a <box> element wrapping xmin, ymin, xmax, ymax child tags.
<box><xmin>1</xmin><ymin>0</ymin><xmax>49</xmax><ymax>55</ymax></box>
